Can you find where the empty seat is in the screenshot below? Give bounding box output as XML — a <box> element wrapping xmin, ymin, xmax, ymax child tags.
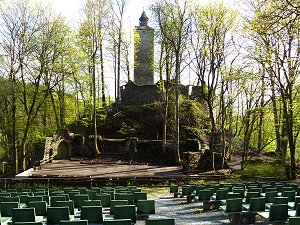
<box><xmin>221</xmin><ymin>198</ymin><xmax>242</xmax><ymax>213</ymax></box>
<box><xmin>283</xmin><ymin>191</ymin><xmax>296</xmax><ymax>202</ymax></box>
<box><xmin>181</xmin><ymin>185</ymin><xmax>192</xmax><ymax>196</ymax></box>
<box><xmin>245</xmin><ymin>192</ymin><xmax>260</xmax><ymax>204</ymax></box>
<box><xmin>27</xmin><ymin>201</ymin><xmax>47</xmax><ymax>216</ymax></box>
<box><xmin>60</xmin><ymin>220</ymin><xmax>88</xmax><ymax>225</ymax></box>
<box><xmin>85</xmin><ymin>190</ymin><xmax>97</xmax><ymax>200</ymax></box>
<box><xmin>50</xmin><ymin>196</ymin><xmax>66</xmax><ymax>206</ymax></box>
<box><xmin>27</xmin><ymin>196</ymin><xmax>43</xmax><ymax>204</ymax></box>
<box><xmin>53</xmin><ymin>201</ymin><xmax>75</xmax><ymax>215</ymax></box>
<box><xmin>12</xmin><ymin>208</ymin><xmax>43</xmax><ymax>224</ymax></box>
<box><xmin>80</xmin><ymin>206</ymin><xmax>103</xmax><ymax>224</ymax></box>
<box><xmin>215</xmin><ymin>189</ymin><xmax>228</xmax><ymax>200</ymax></box>
<box><xmin>198</xmin><ymin>190</ymin><xmax>211</xmax><ymax>201</ymax></box>
<box><xmin>249</xmin><ymin>197</ymin><xmax>265</xmax><ymax>212</ymax></box>
<box><xmin>289</xmin><ymin>216</ymin><xmax>300</xmax><ymax>225</ymax></box>
<box><xmin>1</xmin><ymin>202</ymin><xmax>19</xmax><ymax>217</ymax></box>
<box><xmin>47</xmin><ymin>206</ymin><xmax>70</xmax><ymax>225</ymax></box>
<box><xmin>269</xmin><ymin>204</ymin><xmax>288</xmax><ymax>222</ymax></box>
<box><xmin>110</xmin><ymin>200</ymin><xmax>128</xmax><ymax>215</ymax></box>
<box><xmin>73</xmin><ymin>195</ymin><xmax>89</xmax><ymax>209</ymax></box>
<box><xmin>137</xmin><ymin>200</ymin><xmax>155</xmax><ymax>214</ymax></box>
<box><xmin>265</xmin><ymin>191</ymin><xmax>278</xmax><ymax>203</ymax></box>
<box><xmin>169</xmin><ymin>186</ymin><xmax>178</xmax><ymax>194</ymax></box>
<box><xmin>83</xmin><ymin>200</ymin><xmax>101</xmax><ymax>206</ymax></box>
<box><xmin>133</xmin><ymin>192</ymin><xmax>147</xmax><ymax>203</ymax></box>
<box><xmin>114</xmin><ymin>205</ymin><xmax>136</xmax><ymax>223</ymax></box>
<box><xmin>14</xmin><ymin>222</ymin><xmax>43</xmax><ymax>225</ymax></box>
<box><xmin>103</xmin><ymin>219</ymin><xmax>131</xmax><ymax>225</ymax></box>
<box><xmin>115</xmin><ymin>194</ymin><xmax>134</xmax><ymax>205</ymax></box>
<box><xmin>146</xmin><ymin>218</ymin><xmax>175</xmax><ymax>225</ymax></box>
<box><xmin>95</xmin><ymin>194</ymin><xmax>111</xmax><ymax>207</ymax></box>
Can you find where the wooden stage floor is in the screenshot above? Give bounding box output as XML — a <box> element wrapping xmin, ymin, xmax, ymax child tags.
<box><xmin>17</xmin><ymin>160</ymin><xmax>184</xmax><ymax>179</ymax></box>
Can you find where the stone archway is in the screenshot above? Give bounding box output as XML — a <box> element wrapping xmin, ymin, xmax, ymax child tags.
<box><xmin>55</xmin><ymin>140</ymin><xmax>70</xmax><ymax>160</ymax></box>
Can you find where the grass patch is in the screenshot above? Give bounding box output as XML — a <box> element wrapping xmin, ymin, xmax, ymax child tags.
<box><xmin>238</xmin><ymin>164</ymin><xmax>286</xmax><ymax>178</ymax></box>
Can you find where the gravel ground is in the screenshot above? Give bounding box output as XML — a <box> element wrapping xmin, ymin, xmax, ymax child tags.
<box><xmin>131</xmin><ymin>188</ymin><xmax>231</xmax><ymax>225</ymax></box>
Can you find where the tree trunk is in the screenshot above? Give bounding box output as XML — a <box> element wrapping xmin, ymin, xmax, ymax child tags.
<box><xmin>100</xmin><ymin>39</ymin><xmax>106</xmax><ymax>108</ymax></box>
<box><xmin>257</xmin><ymin>70</ymin><xmax>265</xmax><ymax>153</ymax></box>
<box><xmin>92</xmin><ymin>54</ymin><xmax>100</xmax><ymax>155</ymax></box>
<box><xmin>174</xmin><ymin>51</ymin><xmax>180</xmax><ymax>164</ymax></box>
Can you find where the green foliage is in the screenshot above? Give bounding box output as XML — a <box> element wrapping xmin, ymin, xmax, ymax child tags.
<box><xmin>238</xmin><ymin>164</ymin><xmax>286</xmax><ymax>179</ymax></box>
<box><xmin>179</xmin><ymin>100</ymin><xmax>210</xmax><ymax>140</ymax></box>
<box><xmin>118</xmin><ymin>122</ymin><xmax>136</xmax><ymax>137</ymax></box>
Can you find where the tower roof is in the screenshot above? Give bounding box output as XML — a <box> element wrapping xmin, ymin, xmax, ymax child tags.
<box><xmin>139</xmin><ymin>11</ymin><xmax>149</xmax><ymax>27</ymax></box>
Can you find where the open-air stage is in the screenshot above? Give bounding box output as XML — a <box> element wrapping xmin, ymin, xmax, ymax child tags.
<box><xmin>14</xmin><ymin>160</ymin><xmax>226</xmax><ymax>186</ymax></box>
<box><xmin>15</xmin><ymin>160</ymin><xmax>189</xmax><ymax>185</ymax></box>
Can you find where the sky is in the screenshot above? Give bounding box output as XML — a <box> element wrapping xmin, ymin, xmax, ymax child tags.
<box><xmin>41</xmin><ymin>0</ymin><xmax>238</xmax><ymax>29</ymax></box>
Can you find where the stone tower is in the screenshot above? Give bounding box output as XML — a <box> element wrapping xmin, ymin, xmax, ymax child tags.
<box><xmin>134</xmin><ymin>11</ymin><xmax>154</xmax><ymax>85</ymax></box>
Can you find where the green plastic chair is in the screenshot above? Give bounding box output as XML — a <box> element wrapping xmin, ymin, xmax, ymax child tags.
<box><xmin>50</xmin><ymin>196</ymin><xmax>66</xmax><ymax>206</ymax></box>
<box><xmin>249</xmin><ymin>197</ymin><xmax>265</xmax><ymax>212</ymax></box>
<box><xmin>110</xmin><ymin>200</ymin><xmax>128</xmax><ymax>215</ymax></box>
<box><xmin>85</xmin><ymin>190</ymin><xmax>97</xmax><ymax>200</ymax></box>
<box><xmin>0</xmin><ymin>193</ymin><xmax>11</xmax><ymax>198</ymax></box>
<box><xmin>133</xmin><ymin>192</ymin><xmax>147</xmax><ymax>203</ymax></box>
<box><xmin>289</xmin><ymin>216</ymin><xmax>300</xmax><ymax>225</ymax></box>
<box><xmin>265</xmin><ymin>191</ymin><xmax>278</xmax><ymax>203</ymax></box>
<box><xmin>247</xmin><ymin>187</ymin><xmax>262</xmax><ymax>193</ymax></box>
<box><xmin>1</xmin><ymin>202</ymin><xmax>19</xmax><ymax>217</ymax></box>
<box><xmin>266</xmin><ymin>187</ymin><xmax>278</xmax><ymax>193</ymax></box>
<box><xmin>101</xmin><ymin>190</ymin><xmax>115</xmax><ymax>200</ymax></box>
<box><xmin>282</xmin><ymin>186</ymin><xmax>293</xmax><ymax>192</ymax></box>
<box><xmin>114</xmin><ymin>205</ymin><xmax>136</xmax><ymax>223</ymax></box>
<box><xmin>226</xmin><ymin>192</ymin><xmax>242</xmax><ymax>200</ymax></box>
<box><xmin>283</xmin><ymin>190</ymin><xmax>296</xmax><ymax>202</ymax></box>
<box><xmin>73</xmin><ymin>194</ymin><xmax>89</xmax><ymax>209</ymax></box>
<box><xmin>293</xmin><ymin>197</ymin><xmax>300</xmax><ymax>210</ymax></box>
<box><xmin>27</xmin><ymin>196</ymin><xmax>43</xmax><ymax>204</ymax></box>
<box><xmin>47</xmin><ymin>206</ymin><xmax>70</xmax><ymax>225</ymax></box>
<box><xmin>146</xmin><ymin>218</ymin><xmax>175</xmax><ymax>225</ymax></box>
<box><xmin>198</xmin><ymin>190</ymin><xmax>211</xmax><ymax>201</ymax></box>
<box><xmin>27</xmin><ymin>201</ymin><xmax>47</xmax><ymax>216</ymax></box>
<box><xmin>78</xmin><ymin>187</ymin><xmax>87</xmax><ymax>194</ymax></box>
<box><xmin>169</xmin><ymin>186</ymin><xmax>178</xmax><ymax>194</ymax></box>
<box><xmin>90</xmin><ymin>187</ymin><xmax>101</xmax><ymax>194</ymax></box>
<box><xmin>95</xmin><ymin>194</ymin><xmax>111</xmax><ymax>207</ymax></box>
<box><xmin>18</xmin><ymin>195</ymin><xmax>29</xmax><ymax>204</ymax></box>
<box><xmin>53</xmin><ymin>201</ymin><xmax>75</xmax><ymax>215</ymax></box>
<box><xmin>273</xmin><ymin>197</ymin><xmax>288</xmax><ymax>205</ymax></box>
<box><xmin>295</xmin><ymin>203</ymin><xmax>300</xmax><ymax>216</ymax></box>
<box><xmin>12</xmin><ymin>208</ymin><xmax>42</xmax><ymax>224</ymax></box>
<box><xmin>181</xmin><ymin>185</ymin><xmax>192</xmax><ymax>196</ymax></box>
<box><xmin>245</xmin><ymin>192</ymin><xmax>260</xmax><ymax>204</ymax></box>
<box><xmin>14</xmin><ymin>222</ymin><xmax>43</xmax><ymax>225</ymax></box>
<box><xmin>83</xmin><ymin>200</ymin><xmax>101</xmax><ymax>206</ymax></box>
<box><xmin>137</xmin><ymin>200</ymin><xmax>155</xmax><ymax>214</ymax></box>
<box><xmin>4</xmin><ymin>196</ymin><xmax>20</xmax><ymax>203</ymax></box>
<box><xmin>269</xmin><ymin>204</ymin><xmax>288</xmax><ymax>222</ymax></box>
<box><xmin>103</xmin><ymin>219</ymin><xmax>131</xmax><ymax>225</ymax></box>
<box><xmin>115</xmin><ymin>193</ymin><xmax>134</xmax><ymax>205</ymax></box>
<box><xmin>215</xmin><ymin>189</ymin><xmax>228</xmax><ymax>200</ymax></box>
<box><xmin>224</xmin><ymin>198</ymin><xmax>242</xmax><ymax>213</ymax></box>
<box><xmin>232</xmin><ymin>188</ymin><xmax>245</xmax><ymax>198</ymax></box>
<box><xmin>68</xmin><ymin>191</ymin><xmax>80</xmax><ymax>201</ymax></box>
<box><xmin>60</xmin><ymin>220</ymin><xmax>88</xmax><ymax>225</ymax></box>
<box><xmin>80</xmin><ymin>206</ymin><xmax>103</xmax><ymax>223</ymax></box>
<box><xmin>41</xmin><ymin>195</ymin><xmax>49</xmax><ymax>204</ymax></box>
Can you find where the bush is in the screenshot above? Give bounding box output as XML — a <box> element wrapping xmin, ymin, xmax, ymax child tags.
<box><xmin>238</xmin><ymin>164</ymin><xmax>286</xmax><ymax>178</ymax></box>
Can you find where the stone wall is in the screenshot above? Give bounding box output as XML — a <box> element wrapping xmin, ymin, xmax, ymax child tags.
<box><xmin>120</xmin><ymin>81</ymin><xmax>162</xmax><ymax>106</ymax></box>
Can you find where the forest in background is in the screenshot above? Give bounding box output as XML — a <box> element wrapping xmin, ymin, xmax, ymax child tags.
<box><xmin>0</xmin><ymin>0</ymin><xmax>299</xmax><ymax>179</ymax></box>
